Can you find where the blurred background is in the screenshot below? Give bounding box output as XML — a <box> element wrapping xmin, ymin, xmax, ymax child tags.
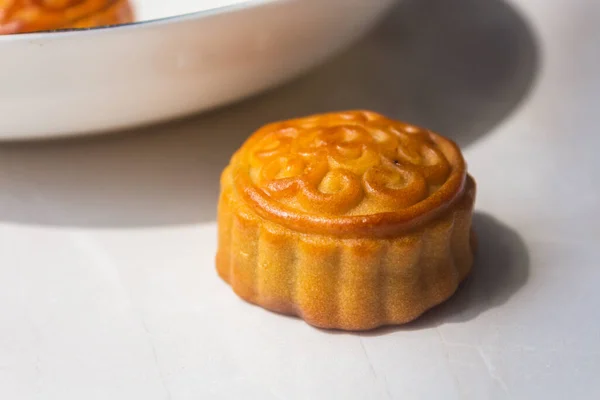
<box><xmin>0</xmin><ymin>0</ymin><xmax>542</xmax><ymax>226</ymax></box>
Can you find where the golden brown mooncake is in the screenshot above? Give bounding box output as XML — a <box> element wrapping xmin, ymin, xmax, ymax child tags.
<box><xmin>0</xmin><ymin>0</ymin><xmax>134</xmax><ymax>35</ymax></box>
<box><xmin>216</xmin><ymin>110</ymin><xmax>476</xmax><ymax>331</ymax></box>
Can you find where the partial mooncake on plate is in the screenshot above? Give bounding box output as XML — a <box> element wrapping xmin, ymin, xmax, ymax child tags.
<box><xmin>0</xmin><ymin>0</ymin><xmax>134</xmax><ymax>34</ymax></box>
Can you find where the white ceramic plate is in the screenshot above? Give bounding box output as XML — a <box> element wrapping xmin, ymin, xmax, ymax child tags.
<box><xmin>0</xmin><ymin>0</ymin><xmax>397</xmax><ymax>140</ymax></box>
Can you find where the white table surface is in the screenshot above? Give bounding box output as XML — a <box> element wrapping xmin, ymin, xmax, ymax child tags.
<box><xmin>1</xmin><ymin>0</ymin><xmax>599</xmax><ymax>399</ymax></box>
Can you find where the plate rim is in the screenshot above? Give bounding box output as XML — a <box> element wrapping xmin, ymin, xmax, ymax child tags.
<box><xmin>0</xmin><ymin>0</ymin><xmax>270</xmax><ymax>42</ymax></box>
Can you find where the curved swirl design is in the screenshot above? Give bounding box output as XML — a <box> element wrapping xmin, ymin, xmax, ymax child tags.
<box><xmin>0</xmin><ymin>0</ymin><xmax>133</xmax><ymax>34</ymax></box>
<box><xmin>233</xmin><ymin>110</ymin><xmax>467</xmax><ymax>236</ymax></box>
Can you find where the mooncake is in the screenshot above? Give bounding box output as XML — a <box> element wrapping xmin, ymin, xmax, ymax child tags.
<box><xmin>216</xmin><ymin>110</ymin><xmax>476</xmax><ymax>331</ymax></box>
<box><xmin>0</xmin><ymin>0</ymin><xmax>133</xmax><ymax>34</ymax></box>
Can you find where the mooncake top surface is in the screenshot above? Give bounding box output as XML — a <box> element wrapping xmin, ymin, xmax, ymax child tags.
<box><xmin>231</xmin><ymin>110</ymin><xmax>468</xmax><ymax>236</ymax></box>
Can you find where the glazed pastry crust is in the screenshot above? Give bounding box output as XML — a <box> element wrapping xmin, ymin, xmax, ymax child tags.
<box><xmin>217</xmin><ymin>111</ymin><xmax>476</xmax><ymax>330</ymax></box>
<box><xmin>0</xmin><ymin>0</ymin><xmax>133</xmax><ymax>34</ymax></box>
<box><xmin>233</xmin><ymin>110</ymin><xmax>467</xmax><ymax>237</ymax></box>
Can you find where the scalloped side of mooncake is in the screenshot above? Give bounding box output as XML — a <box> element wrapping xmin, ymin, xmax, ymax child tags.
<box><xmin>216</xmin><ymin>168</ymin><xmax>476</xmax><ymax>331</ymax></box>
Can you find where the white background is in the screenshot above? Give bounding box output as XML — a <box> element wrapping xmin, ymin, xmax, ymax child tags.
<box><xmin>1</xmin><ymin>0</ymin><xmax>599</xmax><ymax>398</ymax></box>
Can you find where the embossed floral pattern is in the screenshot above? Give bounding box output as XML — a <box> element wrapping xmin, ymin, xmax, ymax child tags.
<box><xmin>242</xmin><ymin>111</ymin><xmax>455</xmax><ymax>216</ymax></box>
